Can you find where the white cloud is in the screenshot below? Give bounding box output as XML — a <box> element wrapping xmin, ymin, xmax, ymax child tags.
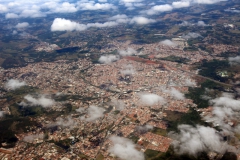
<box><xmin>139</xmin><ymin>93</ymin><xmax>166</xmax><ymax>106</ymax></box>
<box><xmin>77</xmin><ymin>2</ymin><xmax>116</xmax><ymax>10</ymax></box>
<box><xmin>228</xmin><ymin>56</ymin><xmax>240</xmax><ymax>65</ymax></box>
<box><xmin>80</xmin><ymin>105</ymin><xmax>105</xmax><ymax>122</ymax></box>
<box><xmin>197</xmin><ymin>20</ymin><xmax>207</xmax><ymax>26</ymax></box>
<box><xmin>0</xmin><ymin>4</ymin><xmax>8</xmax><ymax>13</ymax></box>
<box><xmin>55</xmin><ymin>116</ymin><xmax>76</xmax><ymax>128</ymax></box>
<box><xmin>108</xmin><ymin>135</ymin><xmax>144</xmax><ymax>160</ymax></box>
<box><xmin>19</xmin><ymin>9</ymin><xmax>46</xmax><ymax>18</ymax></box>
<box><xmin>119</xmin><ymin>48</ymin><xmax>137</xmax><ymax>56</ymax></box>
<box><xmin>169</xmin><ymin>125</ymin><xmax>229</xmax><ymax>156</ymax></box>
<box><xmin>172</xmin><ymin>1</ymin><xmax>190</xmax><ymax>8</ymax></box>
<box><xmin>51</xmin><ymin>18</ymin><xmax>87</xmax><ymax>31</ymax></box>
<box><xmin>52</xmin><ymin>2</ymin><xmax>77</xmax><ymax>13</ymax></box>
<box><xmin>185</xmin><ymin>78</ymin><xmax>196</xmax><ymax>87</ymax></box>
<box><xmin>110</xmin><ymin>99</ymin><xmax>125</xmax><ymax>110</ymax></box>
<box><xmin>193</xmin><ymin>0</ymin><xmax>224</xmax><ymax>4</ymax></box>
<box><xmin>20</xmin><ymin>95</ymin><xmax>55</xmax><ymax>108</ymax></box>
<box><xmin>120</xmin><ymin>64</ymin><xmax>135</xmax><ymax>75</ymax></box>
<box><xmin>99</xmin><ymin>55</ymin><xmax>119</xmax><ymax>64</ymax></box>
<box><xmin>109</xmin><ymin>14</ymin><xmax>130</xmax><ymax>23</ymax></box>
<box><xmin>15</xmin><ymin>22</ymin><xmax>29</xmax><ymax>29</ymax></box>
<box><xmin>182</xmin><ymin>32</ymin><xmax>202</xmax><ymax>39</ymax></box>
<box><xmin>5</xmin><ymin>13</ymin><xmax>19</xmax><ymax>18</ymax></box>
<box><xmin>130</xmin><ymin>16</ymin><xmax>156</xmax><ymax>25</ymax></box>
<box><xmin>167</xmin><ymin>87</ymin><xmax>185</xmax><ymax>100</ymax></box>
<box><xmin>146</xmin><ymin>4</ymin><xmax>173</xmax><ymax>15</ymax></box>
<box><xmin>23</xmin><ymin>134</ymin><xmax>44</xmax><ymax>143</ymax></box>
<box><xmin>136</xmin><ymin>124</ymin><xmax>153</xmax><ymax>133</ymax></box>
<box><xmin>51</xmin><ymin>18</ymin><xmax>119</xmax><ymax>32</ymax></box>
<box><xmin>179</xmin><ymin>21</ymin><xmax>192</xmax><ymax>26</ymax></box>
<box><xmin>5</xmin><ymin>79</ymin><xmax>26</xmax><ymax>90</ymax></box>
<box><xmin>160</xmin><ymin>39</ymin><xmax>177</xmax><ymax>47</ymax></box>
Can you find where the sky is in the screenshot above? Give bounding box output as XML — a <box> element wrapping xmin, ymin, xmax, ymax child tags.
<box><xmin>0</xmin><ymin>0</ymin><xmax>226</xmax><ymax>32</ymax></box>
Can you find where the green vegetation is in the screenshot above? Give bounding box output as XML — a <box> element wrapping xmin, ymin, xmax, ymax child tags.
<box><xmin>160</xmin><ymin>55</ymin><xmax>190</xmax><ymax>64</ymax></box>
<box><xmin>198</xmin><ymin>59</ymin><xmax>232</xmax><ymax>82</ymax></box>
<box><xmin>0</xmin><ymin>117</ymin><xmax>38</xmax><ymax>148</ymax></box>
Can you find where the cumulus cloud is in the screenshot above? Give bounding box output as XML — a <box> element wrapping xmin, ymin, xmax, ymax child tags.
<box><xmin>193</xmin><ymin>0</ymin><xmax>224</xmax><ymax>4</ymax></box>
<box><xmin>110</xmin><ymin>99</ymin><xmax>125</xmax><ymax>110</ymax></box>
<box><xmin>23</xmin><ymin>133</ymin><xmax>44</xmax><ymax>143</ymax></box>
<box><xmin>108</xmin><ymin>135</ymin><xmax>144</xmax><ymax>160</ymax></box>
<box><xmin>228</xmin><ymin>56</ymin><xmax>240</xmax><ymax>65</ymax></box>
<box><xmin>130</xmin><ymin>16</ymin><xmax>156</xmax><ymax>25</ymax></box>
<box><xmin>145</xmin><ymin>4</ymin><xmax>173</xmax><ymax>15</ymax></box>
<box><xmin>0</xmin><ymin>4</ymin><xmax>8</xmax><ymax>13</ymax></box>
<box><xmin>80</xmin><ymin>105</ymin><xmax>105</xmax><ymax>122</ymax></box>
<box><xmin>119</xmin><ymin>48</ymin><xmax>137</xmax><ymax>56</ymax></box>
<box><xmin>167</xmin><ymin>87</ymin><xmax>185</xmax><ymax>100</ymax></box>
<box><xmin>5</xmin><ymin>79</ymin><xmax>26</xmax><ymax>90</ymax></box>
<box><xmin>182</xmin><ymin>32</ymin><xmax>202</xmax><ymax>39</ymax></box>
<box><xmin>20</xmin><ymin>95</ymin><xmax>55</xmax><ymax>108</ymax></box>
<box><xmin>55</xmin><ymin>116</ymin><xmax>76</xmax><ymax>128</ymax></box>
<box><xmin>179</xmin><ymin>21</ymin><xmax>193</xmax><ymax>26</ymax></box>
<box><xmin>51</xmin><ymin>18</ymin><xmax>87</xmax><ymax>31</ymax></box>
<box><xmin>15</xmin><ymin>22</ymin><xmax>29</xmax><ymax>29</ymax></box>
<box><xmin>172</xmin><ymin>1</ymin><xmax>190</xmax><ymax>8</ymax></box>
<box><xmin>51</xmin><ymin>18</ymin><xmax>120</xmax><ymax>32</ymax></box>
<box><xmin>160</xmin><ymin>39</ymin><xmax>177</xmax><ymax>47</ymax></box>
<box><xmin>169</xmin><ymin>125</ymin><xmax>229</xmax><ymax>156</ymax></box>
<box><xmin>5</xmin><ymin>13</ymin><xmax>19</xmax><ymax>19</ymax></box>
<box><xmin>139</xmin><ymin>93</ymin><xmax>166</xmax><ymax>106</ymax></box>
<box><xmin>185</xmin><ymin>78</ymin><xmax>196</xmax><ymax>87</ymax></box>
<box><xmin>197</xmin><ymin>21</ymin><xmax>207</xmax><ymax>26</ymax></box>
<box><xmin>120</xmin><ymin>64</ymin><xmax>135</xmax><ymax>75</ymax></box>
<box><xmin>52</xmin><ymin>2</ymin><xmax>77</xmax><ymax>13</ymax></box>
<box><xmin>98</xmin><ymin>55</ymin><xmax>119</xmax><ymax>64</ymax></box>
<box><xmin>77</xmin><ymin>1</ymin><xmax>116</xmax><ymax>10</ymax></box>
<box><xmin>136</xmin><ymin>124</ymin><xmax>153</xmax><ymax>133</ymax></box>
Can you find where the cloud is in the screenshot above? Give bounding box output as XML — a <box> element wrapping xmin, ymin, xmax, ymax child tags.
<box><xmin>145</xmin><ymin>4</ymin><xmax>173</xmax><ymax>15</ymax></box>
<box><xmin>130</xmin><ymin>16</ymin><xmax>156</xmax><ymax>25</ymax></box>
<box><xmin>77</xmin><ymin>1</ymin><xmax>116</xmax><ymax>10</ymax></box>
<box><xmin>20</xmin><ymin>95</ymin><xmax>55</xmax><ymax>108</ymax></box>
<box><xmin>23</xmin><ymin>133</ymin><xmax>44</xmax><ymax>143</ymax></box>
<box><xmin>209</xmin><ymin>93</ymin><xmax>240</xmax><ymax>111</ymax></box>
<box><xmin>167</xmin><ymin>88</ymin><xmax>185</xmax><ymax>100</ymax></box>
<box><xmin>121</xmin><ymin>0</ymin><xmax>143</xmax><ymax>3</ymax></box>
<box><xmin>51</xmin><ymin>18</ymin><xmax>120</xmax><ymax>32</ymax></box>
<box><xmin>136</xmin><ymin>124</ymin><xmax>153</xmax><ymax>134</ymax></box>
<box><xmin>5</xmin><ymin>13</ymin><xmax>19</xmax><ymax>18</ymax></box>
<box><xmin>0</xmin><ymin>4</ymin><xmax>8</xmax><ymax>13</ymax></box>
<box><xmin>80</xmin><ymin>105</ymin><xmax>105</xmax><ymax>122</ymax></box>
<box><xmin>172</xmin><ymin>1</ymin><xmax>190</xmax><ymax>8</ymax></box>
<box><xmin>98</xmin><ymin>55</ymin><xmax>120</xmax><ymax>64</ymax></box>
<box><xmin>108</xmin><ymin>135</ymin><xmax>144</xmax><ymax>160</ymax></box>
<box><xmin>15</xmin><ymin>22</ymin><xmax>29</xmax><ymax>29</ymax></box>
<box><xmin>197</xmin><ymin>21</ymin><xmax>207</xmax><ymax>26</ymax></box>
<box><xmin>193</xmin><ymin>0</ymin><xmax>224</xmax><ymax>4</ymax></box>
<box><xmin>52</xmin><ymin>2</ymin><xmax>77</xmax><ymax>13</ymax></box>
<box><xmin>120</xmin><ymin>64</ymin><xmax>135</xmax><ymax>75</ymax></box>
<box><xmin>51</xmin><ymin>18</ymin><xmax>87</xmax><ymax>31</ymax></box>
<box><xmin>19</xmin><ymin>9</ymin><xmax>46</xmax><ymax>18</ymax></box>
<box><xmin>55</xmin><ymin>116</ymin><xmax>76</xmax><ymax>128</ymax></box>
<box><xmin>119</xmin><ymin>48</ymin><xmax>137</xmax><ymax>56</ymax></box>
<box><xmin>169</xmin><ymin>124</ymin><xmax>229</xmax><ymax>156</ymax></box>
<box><xmin>139</xmin><ymin>93</ymin><xmax>166</xmax><ymax>106</ymax></box>
<box><xmin>182</xmin><ymin>32</ymin><xmax>202</xmax><ymax>39</ymax></box>
<box><xmin>179</xmin><ymin>21</ymin><xmax>193</xmax><ymax>26</ymax></box>
<box><xmin>0</xmin><ymin>111</ymin><xmax>5</xmax><ymax>118</ymax></box>
<box><xmin>160</xmin><ymin>39</ymin><xmax>177</xmax><ymax>47</ymax></box>
<box><xmin>110</xmin><ymin>99</ymin><xmax>125</xmax><ymax>110</ymax></box>
<box><xmin>228</xmin><ymin>56</ymin><xmax>240</xmax><ymax>65</ymax></box>
<box><xmin>5</xmin><ymin>79</ymin><xmax>26</xmax><ymax>90</ymax></box>
<box><xmin>185</xmin><ymin>78</ymin><xmax>196</xmax><ymax>87</ymax></box>
<box><xmin>109</xmin><ymin>14</ymin><xmax>130</xmax><ymax>23</ymax></box>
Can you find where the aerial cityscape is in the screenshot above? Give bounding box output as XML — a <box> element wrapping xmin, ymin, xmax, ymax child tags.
<box><xmin>0</xmin><ymin>0</ymin><xmax>240</xmax><ymax>159</ymax></box>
